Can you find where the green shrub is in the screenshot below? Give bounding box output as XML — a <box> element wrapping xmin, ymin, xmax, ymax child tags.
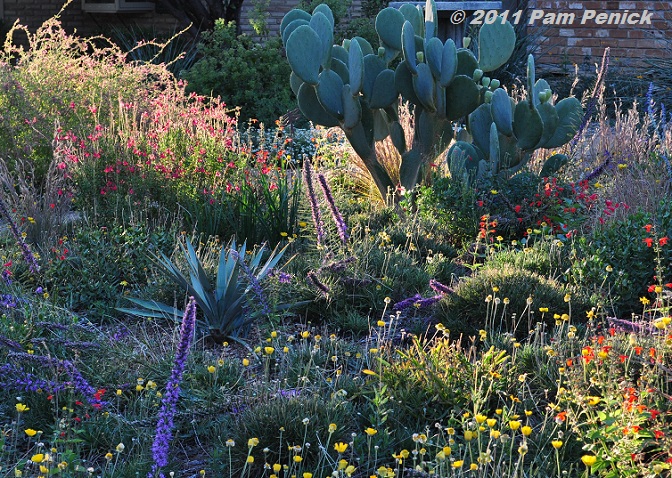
<box><xmin>436</xmin><ymin>264</ymin><xmax>585</xmax><ymax>338</ymax></box>
<box><xmin>42</xmin><ymin>224</ymin><xmax>175</xmax><ymax>319</ymax></box>
<box><xmin>218</xmin><ymin>394</ymin><xmax>355</xmax><ymax>476</ymax></box>
<box><xmin>568</xmin><ymin>201</ymin><xmax>672</xmax><ymax>316</ymax></box>
<box><xmin>183</xmin><ymin>21</ymin><xmax>294</xmax><ymax>125</ymax></box>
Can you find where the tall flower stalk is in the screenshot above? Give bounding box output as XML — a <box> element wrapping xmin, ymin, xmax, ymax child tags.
<box><xmin>0</xmin><ymin>194</ymin><xmax>40</xmax><ymax>274</ymax></box>
<box><xmin>149</xmin><ymin>297</ymin><xmax>197</xmax><ymax>478</ymax></box>
<box><xmin>317</xmin><ymin>173</ymin><xmax>349</xmax><ymax>244</ymax></box>
<box><xmin>302</xmin><ymin>159</ymin><xmax>325</xmax><ymax>246</ymax></box>
<box><xmin>230</xmin><ymin>249</ymin><xmax>271</xmax><ymax>317</ymax></box>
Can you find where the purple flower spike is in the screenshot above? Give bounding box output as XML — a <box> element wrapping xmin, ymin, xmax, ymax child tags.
<box><xmin>317</xmin><ymin>173</ymin><xmax>349</xmax><ymax>244</ymax></box>
<box><xmin>429</xmin><ymin>279</ymin><xmax>454</xmax><ymax>295</ymax></box>
<box><xmin>302</xmin><ymin>160</ymin><xmax>325</xmax><ymax>246</ymax></box>
<box><xmin>231</xmin><ymin>249</ymin><xmax>270</xmax><ymax>316</ymax></box>
<box><xmin>149</xmin><ymin>297</ymin><xmax>197</xmax><ymax>477</ymax></box>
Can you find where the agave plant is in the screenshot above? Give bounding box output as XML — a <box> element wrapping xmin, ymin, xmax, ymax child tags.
<box><xmin>118</xmin><ymin>237</ymin><xmax>288</xmax><ymax>344</ymax></box>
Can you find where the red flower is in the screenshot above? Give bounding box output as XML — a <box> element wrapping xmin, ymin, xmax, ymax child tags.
<box><xmin>660</xmin><ymin>237</ymin><xmax>669</xmax><ymax>246</ymax></box>
<box><xmin>644</xmin><ymin>224</ymin><xmax>653</xmax><ymax>232</ymax></box>
<box><xmin>644</xmin><ymin>237</ymin><xmax>654</xmax><ymax>247</ymax></box>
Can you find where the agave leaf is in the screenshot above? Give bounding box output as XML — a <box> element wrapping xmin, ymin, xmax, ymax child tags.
<box><xmin>184</xmin><ymin>238</ymin><xmax>212</xmax><ymax>294</ymax></box>
<box><xmin>255</xmin><ymin>243</ymin><xmax>289</xmax><ymax>280</ymax></box>
<box><xmin>215</xmin><ymin>243</ymin><xmax>235</xmax><ymax>302</ymax></box>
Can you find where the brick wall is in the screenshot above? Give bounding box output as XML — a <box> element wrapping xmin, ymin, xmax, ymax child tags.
<box><xmin>527</xmin><ymin>0</ymin><xmax>672</xmax><ymax>73</ymax></box>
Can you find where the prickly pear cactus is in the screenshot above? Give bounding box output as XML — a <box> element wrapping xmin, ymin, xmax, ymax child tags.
<box><xmin>281</xmin><ymin>0</ymin><xmax>516</xmax><ymax>200</ymax></box>
<box><xmin>447</xmin><ymin>54</ymin><xmax>583</xmax><ymax>183</ymax></box>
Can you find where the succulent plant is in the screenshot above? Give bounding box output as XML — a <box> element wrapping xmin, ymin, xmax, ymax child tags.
<box><xmin>447</xmin><ymin>54</ymin><xmax>583</xmax><ymax>182</ymax></box>
<box><xmin>282</xmin><ymin>0</ymin><xmax>516</xmax><ymax>200</ymax></box>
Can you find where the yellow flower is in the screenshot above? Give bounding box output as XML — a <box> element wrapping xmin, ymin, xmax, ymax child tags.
<box><xmin>301</xmin><ymin>331</ymin><xmax>311</xmax><ymax>339</ymax></box>
<box><xmin>509</xmin><ymin>420</ymin><xmax>521</xmax><ymax>431</ymax></box>
<box><xmin>365</xmin><ymin>427</ymin><xmax>377</xmax><ymax>436</ymax></box>
<box><xmin>334</xmin><ymin>442</ymin><xmax>348</xmax><ymax>453</ymax></box>
<box><xmin>226</xmin><ymin>439</ymin><xmax>235</xmax><ymax>447</ymax></box>
<box><xmin>640</xmin><ymin>297</ymin><xmax>651</xmax><ymax>305</ymax></box>
<box><xmin>490</xmin><ymin>430</ymin><xmax>501</xmax><ymax>439</ymax></box>
<box><xmin>242</xmin><ymin>358</ymin><xmax>250</xmax><ymax>367</ymax></box>
<box><xmin>248</xmin><ymin>438</ymin><xmax>260</xmax><ymax>447</ymax></box>
<box><xmin>293</xmin><ymin>455</ymin><xmax>303</xmax><ymax>463</ymax></box>
<box><xmin>539</xmin><ymin>307</ymin><xmax>549</xmax><ymax>313</ymax></box>
<box><xmin>362</xmin><ymin>369</ymin><xmax>377</xmax><ymax>376</ymax></box>
<box><xmin>105</xmin><ymin>452</ymin><xmax>114</xmax><ymax>461</ymax></box>
<box><xmin>247</xmin><ymin>456</ymin><xmax>254</xmax><ymax>463</ymax></box>
<box><xmin>273</xmin><ymin>464</ymin><xmax>281</xmax><ymax>472</ymax></box>
<box><xmin>24</xmin><ymin>429</ymin><xmax>38</xmax><ymax>437</ymax></box>
<box><xmin>39</xmin><ymin>465</ymin><xmax>49</xmax><ymax>474</ymax></box>
<box><xmin>443</xmin><ymin>446</ymin><xmax>452</xmax><ymax>455</ymax></box>
<box><xmin>587</xmin><ymin>396</ymin><xmax>601</xmax><ymax>406</ymax></box>
<box><xmin>329</xmin><ymin>423</ymin><xmax>337</xmax><ymax>433</ymax></box>
<box><xmin>280</xmin><ymin>232</ymin><xmax>288</xmax><ymax>237</ymax></box>
<box><xmin>486</xmin><ymin>418</ymin><xmax>497</xmax><ymax>428</ymax></box>
<box><xmin>116</xmin><ymin>443</ymin><xmax>125</xmax><ymax>453</ymax></box>
<box><xmin>452</xmin><ymin>460</ymin><xmax>464</xmax><ymax>468</ymax></box>
<box><xmin>581</xmin><ymin>455</ymin><xmax>597</xmax><ymax>467</ymax></box>
<box><xmin>446</xmin><ymin>427</ymin><xmax>455</xmax><ymax>435</ymax></box>
<box><xmin>299</xmin><ymin>222</ymin><xmax>307</xmax><ymax>227</ymax></box>
<box><xmin>551</xmin><ymin>440</ymin><xmax>563</xmax><ymax>449</ymax></box>
<box><xmin>31</xmin><ymin>454</ymin><xmax>45</xmax><ymax>463</ymax></box>
<box><xmin>470</xmin><ymin>463</ymin><xmax>478</xmax><ymax>470</ymax></box>
<box><xmin>303</xmin><ymin>473</ymin><xmax>313</xmax><ymax>478</ymax></box>
<box><xmin>16</xmin><ymin>403</ymin><xmax>30</xmax><ymax>413</ymax></box>
<box><xmin>377</xmin><ymin>320</ymin><xmax>386</xmax><ymax>327</ymax></box>
<box><xmin>464</xmin><ymin>430</ymin><xmax>474</xmax><ymax>441</ymax></box>
<box><xmin>345</xmin><ymin>465</ymin><xmax>356</xmax><ymax>476</ymax></box>
<box><xmin>207</xmin><ymin>365</ymin><xmax>216</xmax><ymax>373</ymax></box>
<box><xmin>521</xmin><ymin>426</ymin><xmax>532</xmax><ymax>436</ymax></box>
<box><xmin>475</xmin><ymin>414</ymin><xmax>487</xmax><ymax>424</ymax></box>
<box><xmin>264</xmin><ymin>346</ymin><xmax>275</xmax><ymax>355</ymax></box>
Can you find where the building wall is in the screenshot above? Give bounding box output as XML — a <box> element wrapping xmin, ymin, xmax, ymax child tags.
<box><xmin>527</xmin><ymin>0</ymin><xmax>672</xmax><ymax>72</ymax></box>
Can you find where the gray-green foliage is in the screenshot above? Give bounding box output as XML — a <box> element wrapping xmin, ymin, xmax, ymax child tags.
<box><xmin>281</xmin><ymin>0</ymin><xmax>516</xmax><ymax>199</ymax></box>
<box><xmin>118</xmin><ymin>237</ymin><xmax>287</xmax><ymax>344</ymax></box>
<box><xmin>447</xmin><ymin>55</ymin><xmax>583</xmax><ymax>184</ymax></box>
